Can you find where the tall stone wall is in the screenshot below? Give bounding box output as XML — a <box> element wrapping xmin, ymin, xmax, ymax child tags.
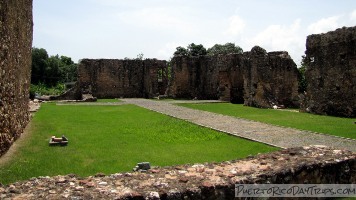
<box><xmin>168</xmin><ymin>47</ymin><xmax>299</xmax><ymax>108</ymax></box>
<box><xmin>243</xmin><ymin>47</ymin><xmax>300</xmax><ymax>108</ymax></box>
<box><xmin>77</xmin><ymin>59</ymin><xmax>167</xmax><ymax>99</ymax></box>
<box><xmin>0</xmin><ymin>0</ymin><xmax>33</xmax><ymax>156</ymax></box>
<box><xmin>168</xmin><ymin>56</ymin><xmax>220</xmax><ymax>100</ymax></box>
<box><xmin>303</xmin><ymin>26</ymin><xmax>356</xmax><ymax>117</ymax></box>
<box><xmin>168</xmin><ymin>54</ymin><xmax>245</xmax><ymax>102</ymax></box>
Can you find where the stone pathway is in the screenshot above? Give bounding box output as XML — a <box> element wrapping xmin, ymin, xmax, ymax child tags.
<box><xmin>123</xmin><ymin>99</ymin><xmax>356</xmax><ymax>152</ymax></box>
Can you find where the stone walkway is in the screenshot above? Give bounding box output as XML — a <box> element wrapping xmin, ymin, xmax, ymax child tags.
<box><xmin>123</xmin><ymin>99</ymin><xmax>356</xmax><ymax>152</ymax></box>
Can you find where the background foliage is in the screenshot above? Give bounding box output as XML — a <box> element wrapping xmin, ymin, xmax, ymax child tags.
<box><xmin>31</xmin><ymin>47</ymin><xmax>78</xmax><ymax>87</ymax></box>
<box><xmin>31</xmin><ymin>47</ymin><xmax>78</xmax><ymax>95</ymax></box>
<box><xmin>173</xmin><ymin>42</ymin><xmax>243</xmax><ymax>57</ymax></box>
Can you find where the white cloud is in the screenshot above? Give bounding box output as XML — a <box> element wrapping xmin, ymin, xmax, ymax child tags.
<box><xmin>117</xmin><ymin>7</ymin><xmax>196</xmax><ymax>35</ymax></box>
<box><xmin>157</xmin><ymin>42</ymin><xmax>181</xmax><ymax>59</ymax></box>
<box><xmin>350</xmin><ymin>9</ymin><xmax>356</xmax><ymax>21</ymax></box>
<box><xmin>247</xmin><ymin>19</ymin><xmax>304</xmax><ymax>57</ymax></box>
<box><xmin>307</xmin><ymin>16</ymin><xmax>340</xmax><ymax>34</ymax></box>
<box><xmin>224</xmin><ymin>15</ymin><xmax>246</xmax><ymax>36</ymax></box>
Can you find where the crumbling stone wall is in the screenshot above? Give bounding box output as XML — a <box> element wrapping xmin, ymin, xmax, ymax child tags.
<box><xmin>0</xmin><ymin>0</ymin><xmax>33</xmax><ymax>156</ymax></box>
<box><xmin>70</xmin><ymin>59</ymin><xmax>167</xmax><ymax>99</ymax></box>
<box><xmin>168</xmin><ymin>54</ymin><xmax>245</xmax><ymax>102</ymax></box>
<box><xmin>168</xmin><ymin>47</ymin><xmax>299</xmax><ymax>108</ymax></box>
<box><xmin>243</xmin><ymin>47</ymin><xmax>300</xmax><ymax>108</ymax></box>
<box><xmin>302</xmin><ymin>26</ymin><xmax>356</xmax><ymax>117</ymax></box>
<box><xmin>0</xmin><ymin>146</ymin><xmax>354</xmax><ymax>199</ymax></box>
<box><xmin>168</xmin><ymin>56</ymin><xmax>219</xmax><ymax>100</ymax></box>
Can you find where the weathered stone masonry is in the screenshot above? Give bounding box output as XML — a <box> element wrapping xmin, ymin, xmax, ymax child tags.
<box><xmin>60</xmin><ymin>47</ymin><xmax>298</xmax><ymax>108</ymax></box>
<box><xmin>59</xmin><ymin>59</ymin><xmax>168</xmax><ymax>100</ymax></box>
<box><xmin>0</xmin><ymin>146</ymin><xmax>354</xmax><ymax>199</ymax></box>
<box><xmin>243</xmin><ymin>47</ymin><xmax>300</xmax><ymax>108</ymax></box>
<box><xmin>303</xmin><ymin>26</ymin><xmax>356</xmax><ymax>117</ymax></box>
<box><xmin>168</xmin><ymin>47</ymin><xmax>299</xmax><ymax>108</ymax></box>
<box><xmin>0</xmin><ymin>0</ymin><xmax>33</xmax><ymax>156</ymax></box>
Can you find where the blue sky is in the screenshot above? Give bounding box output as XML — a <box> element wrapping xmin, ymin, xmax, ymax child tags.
<box><xmin>33</xmin><ymin>0</ymin><xmax>356</xmax><ymax>65</ymax></box>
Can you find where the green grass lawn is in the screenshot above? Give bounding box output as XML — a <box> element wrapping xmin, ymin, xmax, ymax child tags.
<box><xmin>96</xmin><ymin>98</ymin><xmax>122</xmax><ymax>102</ymax></box>
<box><xmin>178</xmin><ymin>103</ymin><xmax>356</xmax><ymax>139</ymax></box>
<box><xmin>0</xmin><ymin>103</ymin><xmax>278</xmax><ymax>185</ymax></box>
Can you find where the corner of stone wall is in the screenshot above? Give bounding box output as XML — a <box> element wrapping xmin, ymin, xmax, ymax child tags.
<box><xmin>303</xmin><ymin>26</ymin><xmax>356</xmax><ymax>117</ymax></box>
<box><xmin>0</xmin><ymin>0</ymin><xmax>33</xmax><ymax>157</ymax></box>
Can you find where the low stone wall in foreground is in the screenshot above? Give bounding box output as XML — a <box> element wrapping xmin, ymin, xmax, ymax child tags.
<box><xmin>0</xmin><ymin>146</ymin><xmax>354</xmax><ymax>199</ymax></box>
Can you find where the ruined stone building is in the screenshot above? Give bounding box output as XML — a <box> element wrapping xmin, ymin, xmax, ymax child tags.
<box><xmin>57</xmin><ymin>59</ymin><xmax>168</xmax><ymax>100</ymax></box>
<box><xmin>0</xmin><ymin>0</ymin><xmax>33</xmax><ymax>156</ymax></box>
<box><xmin>62</xmin><ymin>46</ymin><xmax>299</xmax><ymax>109</ymax></box>
<box><xmin>302</xmin><ymin>26</ymin><xmax>356</xmax><ymax>117</ymax></box>
<box><xmin>168</xmin><ymin>46</ymin><xmax>299</xmax><ymax>108</ymax></box>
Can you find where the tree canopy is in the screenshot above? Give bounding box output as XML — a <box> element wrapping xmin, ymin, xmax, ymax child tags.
<box><xmin>207</xmin><ymin>43</ymin><xmax>243</xmax><ymax>56</ymax></box>
<box><xmin>31</xmin><ymin>47</ymin><xmax>77</xmax><ymax>86</ymax></box>
<box><xmin>173</xmin><ymin>43</ymin><xmax>207</xmax><ymax>57</ymax></box>
<box><xmin>173</xmin><ymin>42</ymin><xmax>243</xmax><ymax>57</ymax></box>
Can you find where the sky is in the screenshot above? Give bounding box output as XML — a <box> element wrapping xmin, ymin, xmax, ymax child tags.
<box><xmin>33</xmin><ymin>0</ymin><xmax>356</xmax><ymax>65</ymax></box>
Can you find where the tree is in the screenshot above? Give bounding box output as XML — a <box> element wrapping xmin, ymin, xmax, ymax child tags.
<box><xmin>60</xmin><ymin>56</ymin><xmax>77</xmax><ymax>82</ymax></box>
<box><xmin>187</xmin><ymin>43</ymin><xmax>207</xmax><ymax>56</ymax></box>
<box><xmin>173</xmin><ymin>46</ymin><xmax>188</xmax><ymax>56</ymax></box>
<box><xmin>31</xmin><ymin>47</ymin><xmax>49</xmax><ymax>84</ymax></box>
<box><xmin>173</xmin><ymin>43</ymin><xmax>207</xmax><ymax>57</ymax></box>
<box><xmin>207</xmin><ymin>43</ymin><xmax>243</xmax><ymax>56</ymax></box>
<box><xmin>31</xmin><ymin>47</ymin><xmax>78</xmax><ymax>86</ymax></box>
<box><xmin>45</xmin><ymin>55</ymin><xmax>64</xmax><ymax>86</ymax></box>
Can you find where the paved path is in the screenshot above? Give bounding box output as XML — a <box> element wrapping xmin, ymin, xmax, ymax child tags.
<box><xmin>123</xmin><ymin>99</ymin><xmax>356</xmax><ymax>152</ymax></box>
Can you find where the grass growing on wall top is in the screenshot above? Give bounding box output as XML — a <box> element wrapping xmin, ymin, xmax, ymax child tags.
<box><xmin>178</xmin><ymin>103</ymin><xmax>356</xmax><ymax>139</ymax></box>
<box><xmin>0</xmin><ymin>103</ymin><xmax>278</xmax><ymax>185</ymax></box>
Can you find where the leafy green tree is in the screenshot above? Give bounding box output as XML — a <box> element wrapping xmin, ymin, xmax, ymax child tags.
<box><xmin>173</xmin><ymin>46</ymin><xmax>188</xmax><ymax>56</ymax></box>
<box><xmin>31</xmin><ymin>47</ymin><xmax>78</xmax><ymax>87</ymax></box>
<box><xmin>173</xmin><ymin>43</ymin><xmax>207</xmax><ymax>57</ymax></box>
<box><xmin>45</xmin><ymin>55</ymin><xmax>64</xmax><ymax>86</ymax></box>
<box><xmin>207</xmin><ymin>43</ymin><xmax>243</xmax><ymax>56</ymax></box>
<box><xmin>60</xmin><ymin>56</ymin><xmax>77</xmax><ymax>82</ymax></box>
<box><xmin>187</xmin><ymin>43</ymin><xmax>207</xmax><ymax>56</ymax></box>
<box><xmin>31</xmin><ymin>47</ymin><xmax>49</xmax><ymax>84</ymax></box>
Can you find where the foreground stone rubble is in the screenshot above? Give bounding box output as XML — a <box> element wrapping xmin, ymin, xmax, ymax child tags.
<box><xmin>0</xmin><ymin>146</ymin><xmax>354</xmax><ymax>199</ymax></box>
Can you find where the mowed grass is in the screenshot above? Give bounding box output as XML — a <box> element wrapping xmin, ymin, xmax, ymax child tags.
<box><xmin>178</xmin><ymin>103</ymin><xmax>356</xmax><ymax>139</ymax></box>
<box><xmin>96</xmin><ymin>98</ymin><xmax>122</xmax><ymax>102</ymax></box>
<box><xmin>0</xmin><ymin>103</ymin><xmax>278</xmax><ymax>184</ymax></box>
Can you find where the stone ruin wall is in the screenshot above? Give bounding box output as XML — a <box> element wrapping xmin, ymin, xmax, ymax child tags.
<box><xmin>0</xmin><ymin>0</ymin><xmax>33</xmax><ymax>156</ymax></box>
<box><xmin>302</xmin><ymin>26</ymin><xmax>356</xmax><ymax>117</ymax></box>
<box><xmin>168</xmin><ymin>47</ymin><xmax>299</xmax><ymax>108</ymax></box>
<box><xmin>59</xmin><ymin>46</ymin><xmax>298</xmax><ymax>108</ymax></box>
<box><xmin>0</xmin><ymin>146</ymin><xmax>354</xmax><ymax>199</ymax></box>
<box><xmin>243</xmin><ymin>47</ymin><xmax>300</xmax><ymax>108</ymax></box>
<box><xmin>58</xmin><ymin>59</ymin><xmax>168</xmax><ymax>100</ymax></box>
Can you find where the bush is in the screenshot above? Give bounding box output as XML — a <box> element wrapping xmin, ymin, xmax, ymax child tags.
<box><xmin>30</xmin><ymin>83</ymin><xmax>66</xmax><ymax>97</ymax></box>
